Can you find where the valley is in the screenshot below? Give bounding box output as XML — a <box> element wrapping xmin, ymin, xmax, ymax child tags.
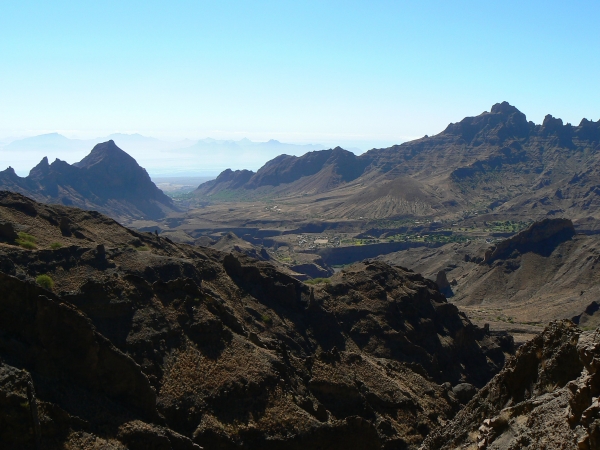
<box><xmin>2</xmin><ymin>102</ymin><xmax>600</xmax><ymax>449</ymax></box>
<box><xmin>5</xmin><ymin>1</ymin><xmax>600</xmax><ymax>447</ymax></box>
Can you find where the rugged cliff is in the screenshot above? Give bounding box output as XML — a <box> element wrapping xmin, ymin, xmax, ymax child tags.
<box><xmin>422</xmin><ymin>321</ymin><xmax>600</xmax><ymax>450</ymax></box>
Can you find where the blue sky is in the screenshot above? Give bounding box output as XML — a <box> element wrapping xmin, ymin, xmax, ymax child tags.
<box><xmin>1</xmin><ymin>1</ymin><xmax>599</xmax><ymax>150</ymax></box>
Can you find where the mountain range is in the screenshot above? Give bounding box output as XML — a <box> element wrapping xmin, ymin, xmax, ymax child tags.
<box><xmin>196</xmin><ymin>102</ymin><xmax>600</xmax><ymax>222</ymax></box>
<box><xmin>0</xmin><ymin>140</ymin><xmax>175</xmax><ymax>221</ymax></box>
<box><xmin>2</xmin><ymin>191</ymin><xmax>599</xmax><ymax>450</ymax></box>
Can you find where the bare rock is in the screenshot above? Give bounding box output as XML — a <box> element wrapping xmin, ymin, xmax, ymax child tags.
<box><xmin>484</xmin><ymin>218</ymin><xmax>575</xmax><ymax>264</ymax></box>
<box><xmin>0</xmin><ymin>195</ymin><xmax>516</xmax><ymax>450</ymax></box>
<box><xmin>422</xmin><ymin>321</ymin><xmax>600</xmax><ymax>450</ymax></box>
<box><xmin>0</xmin><ymin>221</ymin><xmax>18</xmax><ymax>241</ymax></box>
<box><xmin>452</xmin><ymin>383</ymin><xmax>477</xmax><ymax>405</ymax></box>
<box><xmin>435</xmin><ymin>270</ymin><xmax>454</xmax><ymax>297</ymax></box>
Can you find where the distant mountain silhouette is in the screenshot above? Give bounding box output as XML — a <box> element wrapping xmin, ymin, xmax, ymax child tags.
<box><xmin>196</xmin><ymin>102</ymin><xmax>600</xmax><ymax>221</ymax></box>
<box><xmin>0</xmin><ymin>134</ymin><xmax>326</xmax><ymax>175</ymax></box>
<box><xmin>0</xmin><ymin>140</ymin><xmax>175</xmax><ymax>221</ymax></box>
<box><xmin>197</xmin><ymin>147</ymin><xmax>369</xmax><ymax>196</ymax></box>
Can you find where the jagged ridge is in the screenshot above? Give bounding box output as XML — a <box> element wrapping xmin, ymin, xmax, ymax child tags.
<box><xmin>0</xmin><ymin>140</ymin><xmax>175</xmax><ymax>221</ymax></box>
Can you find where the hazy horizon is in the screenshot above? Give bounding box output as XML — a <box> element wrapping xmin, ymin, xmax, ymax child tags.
<box><xmin>2</xmin><ymin>2</ymin><xmax>599</xmax><ymax>160</ymax></box>
<box><xmin>0</xmin><ymin>132</ymin><xmax>383</xmax><ymax>177</ymax></box>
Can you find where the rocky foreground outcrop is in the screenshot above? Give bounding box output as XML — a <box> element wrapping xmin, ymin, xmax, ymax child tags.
<box><xmin>0</xmin><ymin>192</ymin><xmax>512</xmax><ymax>449</ymax></box>
<box><xmin>422</xmin><ymin>320</ymin><xmax>600</xmax><ymax>450</ymax></box>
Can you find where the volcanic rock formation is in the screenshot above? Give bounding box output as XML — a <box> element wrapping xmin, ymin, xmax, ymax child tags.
<box><xmin>211</xmin><ymin>232</ymin><xmax>334</xmax><ymax>280</ymax></box>
<box><xmin>0</xmin><ymin>192</ymin><xmax>512</xmax><ymax>449</ymax></box>
<box><xmin>422</xmin><ymin>320</ymin><xmax>600</xmax><ymax>450</ymax></box>
<box><xmin>381</xmin><ymin>218</ymin><xmax>600</xmax><ymax>343</ymax></box>
<box><xmin>483</xmin><ymin>218</ymin><xmax>575</xmax><ymax>263</ymax></box>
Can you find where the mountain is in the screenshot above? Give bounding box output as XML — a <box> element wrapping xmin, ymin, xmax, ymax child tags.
<box><xmin>422</xmin><ymin>320</ymin><xmax>600</xmax><ymax>450</ymax></box>
<box><xmin>0</xmin><ymin>133</ymin><xmax>194</xmax><ymax>176</ymax></box>
<box><xmin>196</xmin><ymin>102</ymin><xmax>600</xmax><ymax>222</ymax></box>
<box><xmin>0</xmin><ymin>140</ymin><xmax>175</xmax><ymax>221</ymax></box>
<box><xmin>196</xmin><ymin>147</ymin><xmax>369</xmax><ymax>196</ymax></box>
<box><xmin>0</xmin><ymin>192</ymin><xmax>512</xmax><ymax>449</ymax></box>
<box><xmin>1</xmin><ymin>132</ymin><xmax>86</xmax><ymax>153</ymax></box>
<box><xmin>0</xmin><ymin>132</ymin><xmax>191</xmax><ymax>155</ymax></box>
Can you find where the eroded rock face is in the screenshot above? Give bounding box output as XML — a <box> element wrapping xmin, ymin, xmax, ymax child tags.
<box><xmin>0</xmin><ymin>194</ymin><xmax>513</xmax><ymax>449</ymax></box>
<box><xmin>435</xmin><ymin>270</ymin><xmax>453</xmax><ymax>298</ymax></box>
<box><xmin>421</xmin><ymin>321</ymin><xmax>600</xmax><ymax>450</ymax></box>
<box><xmin>484</xmin><ymin>218</ymin><xmax>575</xmax><ymax>263</ymax></box>
<box><xmin>0</xmin><ymin>273</ymin><xmax>199</xmax><ymax>450</ymax></box>
<box><xmin>0</xmin><ymin>221</ymin><xmax>18</xmax><ymax>241</ymax></box>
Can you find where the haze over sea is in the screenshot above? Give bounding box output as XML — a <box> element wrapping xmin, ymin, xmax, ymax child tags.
<box><xmin>1</xmin><ymin>1</ymin><xmax>599</xmax><ymax>176</ymax></box>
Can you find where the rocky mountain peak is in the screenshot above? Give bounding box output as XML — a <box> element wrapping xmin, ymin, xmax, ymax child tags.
<box><xmin>0</xmin><ymin>141</ymin><xmax>176</xmax><ymax>220</ymax></box>
<box><xmin>1</xmin><ymin>167</ymin><xmax>16</xmax><ymax>175</ymax></box>
<box><xmin>579</xmin><ymin>118</ymin><xmax>600</xmax><ymax>127</ymax></box>
<box><xmin>75</xmin><ymin>139</ymin><xmax>138</xmax><ymax>170</ymax></box>
<box><xmin>28</xmin><ymin>156</ymin><xmax>50</xmax><ymax>179</ymax></box>
<box><xmin>442</xmin><ymin>101</ymin><xmax>531</xmax><ymax>143</ymax></box>
<box><xmin>542</xmin><ymin>114</ymin><xmax>564</xmax><ymax>130</ymax></box>
<box><xmin>490</xmin><ymin>101</ymin><xmax>522</xmax><ymax>116</ymax></box>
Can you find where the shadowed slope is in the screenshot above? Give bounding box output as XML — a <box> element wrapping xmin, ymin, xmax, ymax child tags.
<box><xmin>0</xmin><ymin>141</ymin><xmax>176</xmax><ymax>221</ymax></box>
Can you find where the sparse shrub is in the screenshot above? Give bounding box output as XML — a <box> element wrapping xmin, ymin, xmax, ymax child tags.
<box><xmin>36</xmin><ymin>274</ymin><xmax>54</xmax><ymax>290</ymax></box>
<box><xmin>16</xmin><ymin>232</ymin><xmax>37</xmax><ymax>249</ymax></box>
<box><xmin>261</xmin><ymin>314</ymin><xmax>272</xmax><ymax>325</ymax></box>
<box><xmin>136</xmin><ymin>245</ymin><xmax>150</xmax><ymax>251</ymax></box>
<box><xmin>50</xmin><ymin>242</ymin><xmax>63</xmax><ymax>249</ymax></box>
<box><xmin>17</xmin><ymin>232</ymin><xmax>35</xmax><ymax>241</ymax></box>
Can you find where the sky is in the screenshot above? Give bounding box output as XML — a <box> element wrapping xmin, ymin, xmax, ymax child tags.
<box><xmin>1</xmin><ymin>1</ymin><xmax>599</xmax><ymax>152</ymax></box>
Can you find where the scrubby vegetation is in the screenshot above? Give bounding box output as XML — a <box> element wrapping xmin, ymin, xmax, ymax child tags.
<box><xmin>35</xmin><ymin>274</ymin><xmax>54</xmax><ymax>290</ymax></box>
<box><xmin>15</xmin><ymin>232</ymin><xmax>37</xmax><ymax>249</ymax></box>
<box><xmin>50</xmin><ymin>242</ymin><xmax>63</xmax><ymax>249</ymax></box>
